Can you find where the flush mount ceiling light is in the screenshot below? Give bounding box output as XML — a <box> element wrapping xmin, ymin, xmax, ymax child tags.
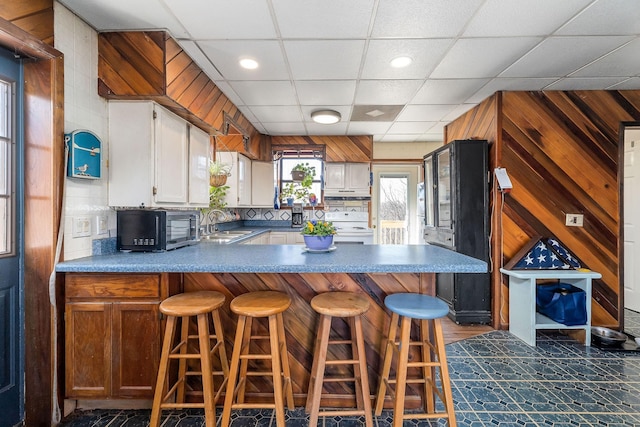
<box><xmin>390</xmin><ymin>56</ymin><xmax>413</xmax><ymax>68</ymax></box>
<box><xmin>239</xmin><ymin>58</ymin><xmax>259</xmax><ymax>69</ymax></box>
<box><xmin>311</xmin><ymin>109</ymin><xmax>341</xmax><ymax>124</ymax></box>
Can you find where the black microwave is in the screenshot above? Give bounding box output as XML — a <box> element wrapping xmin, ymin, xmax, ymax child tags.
<box><xmin>117</xmin><ymin>210</ymin><xmax>199</xmax><ymax>252</ymax></box>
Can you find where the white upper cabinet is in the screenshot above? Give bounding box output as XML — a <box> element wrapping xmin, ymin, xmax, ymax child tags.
<box><xmin>108</xmin><ymin>101</ymin><xmax>208</xmax><ymax>208</ymax></box>
<box><xmin>217</xmin><ymin>151</ymin><xmax>252</xmax><ymax>207</ymax></box>
<box><xmin>188</xmin><ymin>125</ymin><xmax>211</xmax><ymax>207</ymax></box>
<box><xmin>324</xmin><ymin>163</ymin><xmax>370</xmax><ymax>197</ymax></box>
<box><xmin>251</xmin><ymin>161</ymin><xmax>275</xmax><ymax>208</ymax></box>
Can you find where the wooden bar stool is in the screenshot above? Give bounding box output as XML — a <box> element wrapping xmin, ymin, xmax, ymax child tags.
<box><xmin>220</xmin><ymin>291</ymin><xmax>294</xmax><ymax>427</ymax></box>
<box><xmin>150</xmin><ymin>291</ymin><xmax>229</xmax><ymax>427</ymax></box>
<box><xmin>374</xmin><ymin>293</ymin><xmax>456</xmax><ymax>427</ymax></box>
<box><xmin>305</xmin><ymin>292</ymin><xmax>374</xmax><ymax>427</ymax></box>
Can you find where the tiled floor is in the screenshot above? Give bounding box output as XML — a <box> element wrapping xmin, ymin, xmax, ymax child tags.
<box><xmin>60</xmin><ymin>328</ymin><xmax>640</xmax><ymax>426</ymax></box>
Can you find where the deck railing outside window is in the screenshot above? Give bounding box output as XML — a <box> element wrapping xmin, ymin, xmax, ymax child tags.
<box><xmin>379</xmin><ymin>220</ymin><xmax>407</xmax><ymax>245</ymax></box>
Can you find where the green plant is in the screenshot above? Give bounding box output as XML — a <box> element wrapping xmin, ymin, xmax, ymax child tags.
<box><xmin>208</xmin><ymin>184</ymin><xmax>229</xmax><ymax>210</ymax></box>
<box><xmin>301</xmin><ymin>220</ymin><xmax>337</xmax><ymax>236</ymax></box>
<box><xmin>281</xmin><ymin>182</ymin><xmax>295</xmax><ymax>201</ymax></box>
<box><xmin>209</xmin><ymin>159</ymin><xmax>232</xmax><ymax>176</ymax></box>
<box><xmin>291</xmin><ymin>162</ymin><xmax>316</xmax><ymax>187</ymax></box>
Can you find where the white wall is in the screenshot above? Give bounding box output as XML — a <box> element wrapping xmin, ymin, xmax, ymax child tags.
<box><xmin>54</xmin><ymin>2</ymin><xmax>113</xmax><ymax>260</ymax></box>
<box><xmin>373</xmin><ymin>141</ymin><xmax>442</xmax><ymax>160</ymax></box>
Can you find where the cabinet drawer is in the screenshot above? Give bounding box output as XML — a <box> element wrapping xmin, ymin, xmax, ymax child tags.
<box><xmin>66</xmin><ymin>274</ymin><xmax>161</xmax><ymax>299</ymax></box>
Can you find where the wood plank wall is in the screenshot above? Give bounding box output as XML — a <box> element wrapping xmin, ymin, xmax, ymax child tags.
<box><xmin>445</xmin><ymin>90</ymin><xmax>640</xmax><ymax>330</ymax></box>
<box><xmin>97</xmin><ymin>31</ymin><xmax>265</xmax><ymax>159</ymax></box>
<box><xmin>184</xmin><ymin>271</ymin><xmax>433</xmax><ymax>407</ymax></box>
<box><xmin>0</xmin><ymin>0</ymin><xmax>54</xmax><ymax>45</ymax></box>
<box><xmin>272</xmin><ymin>135</ymin><xmax>373</xmax><ymax>162</ymax></box>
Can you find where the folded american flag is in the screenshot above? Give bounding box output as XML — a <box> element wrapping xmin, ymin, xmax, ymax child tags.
<box><xmin>512</xmin><ymin>238</ymin><xmax>581</xmax><ymax>270</ymax></box>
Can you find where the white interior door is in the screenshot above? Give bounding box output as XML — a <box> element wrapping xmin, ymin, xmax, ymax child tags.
<box><xmin>624</xmin><ymin>126</ymin><xmax>640</xmax><ymax>312</ymax></box>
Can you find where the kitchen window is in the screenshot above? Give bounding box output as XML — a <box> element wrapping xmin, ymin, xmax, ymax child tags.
<box><xmin>0</xmin><ymin>79</ymin><xmax>13</xmax><ymax>256</ymax></box>
<box><xmin>273</xmin><ymin>147</ymin><xmax>325</xmax><ymax>206</ymax></box>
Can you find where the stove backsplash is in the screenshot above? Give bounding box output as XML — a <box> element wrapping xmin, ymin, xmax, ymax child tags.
<box><xmin>237</xmin><ymin>200</ymin><xmax>369</xmax><ymax>222</ymax></box>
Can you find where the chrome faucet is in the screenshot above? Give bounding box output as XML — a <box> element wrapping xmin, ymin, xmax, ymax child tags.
<box><xmin>207</xmin><ymin>209</ymin><xmax>228</xmax><ymax>234</ymax></box>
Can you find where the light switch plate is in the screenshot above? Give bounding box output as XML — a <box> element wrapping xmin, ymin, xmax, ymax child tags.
<box><xmin>96</xmin><ymin>215</ymin><xmax>108</xmax><ymax>235</ymax></box>
<box><xmin>565</xmin><ymin>213</ymin><xmax>584</xmax><ymax>227</ymax></box>
<box><xmin>73</xmin><ymin>216</ymin><xmax>91</xmax><ymax>237</ymax></box>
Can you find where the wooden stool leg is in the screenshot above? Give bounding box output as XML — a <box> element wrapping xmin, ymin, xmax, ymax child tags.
<box><xmin>276</xmin><ymin>312</ymin><xmax>295</xmax><ymax>410</ymax></box>
<box><xmin>420</xmin><ymin>318</ymin><xmax>435</xmax><ymax>413</ymax></box>
<box><xmin>374</xmin><ymin>312</ymin><xmax>399</xmax><ymax>416</ymax></box>
<box><xmin>221</xmin><ymin>315</ymin><xmax>247</xmax><ymax>427</ymax></box>
<box><xmin>197</xmin><ymin>313</ymin><xmax>216</xmax><ymax>427</ymax></box>
<box><xmin>353</xmin><ymin>315</ymin><xmax>374</xmax><ymax>427</ymax></box>
<box><xmin>349</xmin><ymin>317</ymin><xmax>364</xmax><ymax>411</ymax></box>
<box><xmin>175</xmin><ymin>315</ymin><xmax>190</xmax><ymax>404</ymax></box>
<box><xmin>269</xmin><ymin>314</ymin><xmax>286</xmax><ymax>427</ymax></box>
<box><xmin>392</xmin><ymin>316</ymin><xmax>412</xmax><ymax>427</ymax></box>
<box><xmin>150</xmin><ymin>315</ymin><xmax>176</xmax><ymax>427</ymax></box>
<box><xmin>211</xmin><ymin>309</ymin><xmax>230</xmax><ymax>380</ymax></box>
<box><xmin>306</xmin><ymin>314</ymin><xmax>332</xmax><ymax>426</ymax></box>
<box><xmin>237</xmin><ymin>317</ymin><xmax>253</xmax><ymax>404</ymax></box>
<box><xmin>434</xmin><ymin>318</ymin><xmax>456</xmax><ymax>427</ymax></box>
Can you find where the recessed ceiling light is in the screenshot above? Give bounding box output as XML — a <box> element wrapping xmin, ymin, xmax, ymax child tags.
<box><xmin>390</xmin><ymin>56</ymin><xmax>412</xmax><ymax>68</ymax></box>
<box><xmin>239</xmin><ymin>58</ymin><xmax>259</xmax><ymax>69</ymax></box>
<box><xmin>311</xmin><ymin>110</ymin><xmax>341</xmax><ymax>124</ymax></box>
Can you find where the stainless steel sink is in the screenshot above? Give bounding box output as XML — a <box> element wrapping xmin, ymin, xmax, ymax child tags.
<box><xmin>200</xmin><ymin>236</ymin><xmax>233</xmax><ymax>244</ymax></box>
<box><xmin>211</xmin><ymin>230</ymin><xmax>253</xmax><ymax>236</ymax></box>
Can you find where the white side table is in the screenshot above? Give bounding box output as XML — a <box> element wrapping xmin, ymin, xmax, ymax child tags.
<box><xmin>500</xmin><ymin>268</ymin><xmax>602</xmax><ymax>346</ymax></box>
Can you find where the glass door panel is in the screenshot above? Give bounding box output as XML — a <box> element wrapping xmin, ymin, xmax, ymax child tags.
<box><xmin>436</xmin><ymin>149</ymin><xmax>451</xmax><ymax>228</ymax></box>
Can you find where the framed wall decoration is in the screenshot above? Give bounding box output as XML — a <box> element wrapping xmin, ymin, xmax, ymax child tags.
<box><xmin>66</xmin><ymin>130</ymin><xmax>102</xmax><ymax>179</ymax></box>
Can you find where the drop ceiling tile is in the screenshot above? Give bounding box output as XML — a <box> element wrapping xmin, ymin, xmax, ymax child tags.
<box><xmin>555</xmin><ymin>0</ymin><xmax>640</xmax><ymax>36</ymax></box>
<box><xmin>411</xmin><ymin>79</ymin><xmax>490</xmax><ymax>104</ymax></box>
<box><xmin>236</xmin><ymin>106</ymin><xmax>258</xmax><ymax>122</ymax></box>
<box><xmin>500</xmin><ymin>36</ymin><xmax>633</xmax><ymax>78</ymax></box>
<box><xmin>305</xmin><ymin>122</ymin><xmax>349</xmax><ymax>135</ymax></box>
<box><xmin>272</xmin><ymin>0</ymin><xmax>374</xmax><ymax>38</ymax></box>
<box><xmin>388</xmin><ymin>121</ymin><xmax>438</xmax><ymax>134</ymax></box>
<box><xmin>295</xmin><ymin>81</ymin><xmax>356</xmax><ymax>105</ymax></box>
<box><xmin>379</xmin><ymin>134</ymin><xmax>423</xmax><ymax>142</ymax></box>
<box><xmin>285</xmin><ymin>40</ymin><xmax>366</xmax><ymax>80</ymax></box>
<box><xmin>59</xmin><ymin>0</ymin><xmax>189</xmax><ymax>37</ymax></box>
<box><xmin>466</xmin><ymin>78</ymin><xmax>559</xmax><ymax>104</ymax></box>
<box><xmin>361</xmin><ymin>39</ymin><xmax>453</xmax><ymax>80</ymax></box>
<box><xmin>262</xmin><ymin>122</ymin><xmax>308</xmax><ymax>135</ymax></box>
<box><xmin>355</xmin><ymin>80</ymin><xmax>423</xmax><ymax>105</ymax></box>
<box><xmin>165</xmin><ymin>0</ymin><xmax>277</xmax><ymax>39</ymax></box>
<box><xmin>347</xmin><ymin>122</ymin><xmax>392</xmax><ymax>135</ymax></box>
<box><xmin>544</xmin><ymin>77</ymin><xmax>629</xmax><ymax>90</ymax></box>
<box><xmin>228</xmin><ymin>81</ymin><xmax>297</xmax><ymax>106</ymax></box>
<box><xmin>371</xmin><ymin>0</ymin><xmax>484</xmax><ymax>38</ymax></box>
<box><xmin>430</xmin><ymin>37</ymin><xmax>542</xmax><ymax>79</ymax></box>
<box><xmin>463</xmin><ymin>0</ymin><xmax>591</xmax><ymax>37</ymax></box>
<box><xmin>248</xmin><ymin>106</ymin><xmax>303</xmax><ymax>123</ymax></box>
<box><xmin>441</xmin><ymin>104</ymin><xmax>480</xmax><ymax>122</ymax></box>
<box><xmin>571</xmin><ymin>38</ymin><xmax>640</xmax><ymax>77</ymax></box>
<box><xmin>198</xmin><ymin>40</ymin><xmax>288</xmax><ymax>80</ymax></box>
<box><xmin>396</xmin><ymin>105</ymin><xmax>457</xmax><ymax>122</ymax></box>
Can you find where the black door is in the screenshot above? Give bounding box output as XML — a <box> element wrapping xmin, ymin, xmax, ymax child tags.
<box><xmin>0</xmin><ymin>46</ymin><xmax>24</xmax><ymax>425</ymax></box>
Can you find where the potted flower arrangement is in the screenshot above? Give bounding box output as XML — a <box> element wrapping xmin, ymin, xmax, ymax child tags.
<box><xmin>301</xmin><ymin>219</ymin><xmax>337</xmax><ymax>250</ymax></box>
<box><xmin>209</xmin><ymin>159</ymin><xmax>232</xmax><ymax>187</ymax></box>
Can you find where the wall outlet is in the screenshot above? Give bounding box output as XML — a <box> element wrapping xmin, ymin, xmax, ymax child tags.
<box><xmin>565</xmin><ymin>213</ymin><xmax>584</xmax><ymax>227</ymax></box>
<box><xmin>96</xmin><ymin>215</ymin><xmax>108</xmax><ymax>235</ymax></box>
<box><xmin>72</xmin><ymin>216</ymin><xmax>91</xmax><ymax>237</ymax></box>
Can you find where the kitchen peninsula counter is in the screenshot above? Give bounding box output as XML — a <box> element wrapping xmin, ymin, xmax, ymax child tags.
<box><xmin>58</xmin><ymin>244</ymin><xmax>486</xmax><ymax>408</ymax></box>
<box><xmin>56</xmin><ymin>243</ymin><xmax>487</xmax><ymax>273</ymax></box>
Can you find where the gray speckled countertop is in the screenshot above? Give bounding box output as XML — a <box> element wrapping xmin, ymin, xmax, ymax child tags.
<box><xmin>56</xmin><ymin>241</ymin><xmax>487</xmax><ymax>274</ymax></box>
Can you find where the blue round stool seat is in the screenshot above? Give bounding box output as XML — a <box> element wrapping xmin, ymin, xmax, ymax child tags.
<box><xmin>384</xmin><ymin>293</ymin><xmax>449</xmax><ymax>320</ymax></box>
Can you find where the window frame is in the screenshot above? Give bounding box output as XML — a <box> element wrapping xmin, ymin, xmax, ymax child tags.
<box><xmin>273</xmin><ymin>145</ymin><xmax>325</xmax><ymax>207</ymax></box>
<box><xmin>0</xmin><ymin>78</ymin><xmax>14</xmax><ymax>257</ymax></box>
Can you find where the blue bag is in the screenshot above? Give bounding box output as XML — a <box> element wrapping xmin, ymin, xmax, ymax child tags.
<box><xmin>536</xmin><ymin>283</ymin><xmax>587</xmax><ymax>326</ymax></box>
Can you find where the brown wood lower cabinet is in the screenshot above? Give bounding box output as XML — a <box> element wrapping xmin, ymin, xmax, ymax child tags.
<box><xmin>64</xmin><ymin>273</ymin><xmax>179</xmax><ymax>399</ymax></box>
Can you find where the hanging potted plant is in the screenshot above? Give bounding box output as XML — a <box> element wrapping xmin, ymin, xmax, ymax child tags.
<box><xmin>209</xmin><ymin>159</ymin><xmax>232</xmax><ymax>187</ymax></box>
<box><xmin>291</xmin><ymin>162</ymin><xmax>316</xmax><ymax>182</ymax></box>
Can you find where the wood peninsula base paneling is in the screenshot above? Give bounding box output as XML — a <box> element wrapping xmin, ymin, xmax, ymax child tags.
<box><xmin>183</xmin><ymin>272</ymin><xmax>434</xmax><ymax>408</ymax></box>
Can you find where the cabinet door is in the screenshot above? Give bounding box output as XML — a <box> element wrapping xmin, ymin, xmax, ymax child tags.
<box><xmin>347</xmin><ymin>163</ymin><xmax>370</xmax><ymax>194</ymax></box>
<box><xmin>111</xmin><ymin>302</ymin><xmax>161</xmax><ymax>398</ymax></box>
<box><xmin>251</xmin><ymin>161</ymin><xmax>275</xmax><ymax>207</ymax></box>
<box><xmin>269</xmin><ymin>232</ymin><xmax>288</xmax><ymax>244</ymax></box>
<box><xmin>188</xmin><ymin>125</ymin><xmax>211</xmax><ymax>206</ymax></box>
<box><xmin>155</xmin><ymin>106</ymin><xmax>189</xmax><ymax>204</ymax></box>
<box><xmin>324</xmin><ymin>163</ymin><xmax>346</xmax><ymax>192</ymax></box>
<box><xmin>65</xmin><ymin>302</ymin><xmax>111</xmax><ymax>398</ymax></box>
<box><xmin>237</xmin><ymin>153</ymin><xmax>252</xmax><ymax>206</ymax></box>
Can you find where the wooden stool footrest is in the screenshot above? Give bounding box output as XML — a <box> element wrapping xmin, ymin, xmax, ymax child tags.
<box><xmin>239</xmin><ymin>354</ymin><xmax>272</xmax><ymax>360</ymax></box>
<box><xmin>318</xmin><ymin>409</ymin><xmax>369</xmax><ymax>417</ymax></box>
<box><xmin>325</xmin><ymin>359</ymin><xmax>359</xmax><ymax>366</ymax></box>
<box><xmin>233</xmin><ymin>403</ymin><xmax>276</xmax><ymax>410</ymax></box>
<box><xmin>323</xmin><ymin>376</ymin><xmax>357</xmax><ymax>383</ymax></box>
<box><xmin>328</xmin><ymin>339</ymin><xmax>353</xmax><ymax>345</ymax></box>
<box><xmin>402</xmin><ymin>412</ymin><xmax>451</xmax><ymax>421</ymax></box>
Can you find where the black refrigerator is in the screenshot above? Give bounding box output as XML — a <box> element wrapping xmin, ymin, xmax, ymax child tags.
<box><xmin>423</xmin><ymin>139</ymin><xmax>490</xmax><ymax>324</ymax></box>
